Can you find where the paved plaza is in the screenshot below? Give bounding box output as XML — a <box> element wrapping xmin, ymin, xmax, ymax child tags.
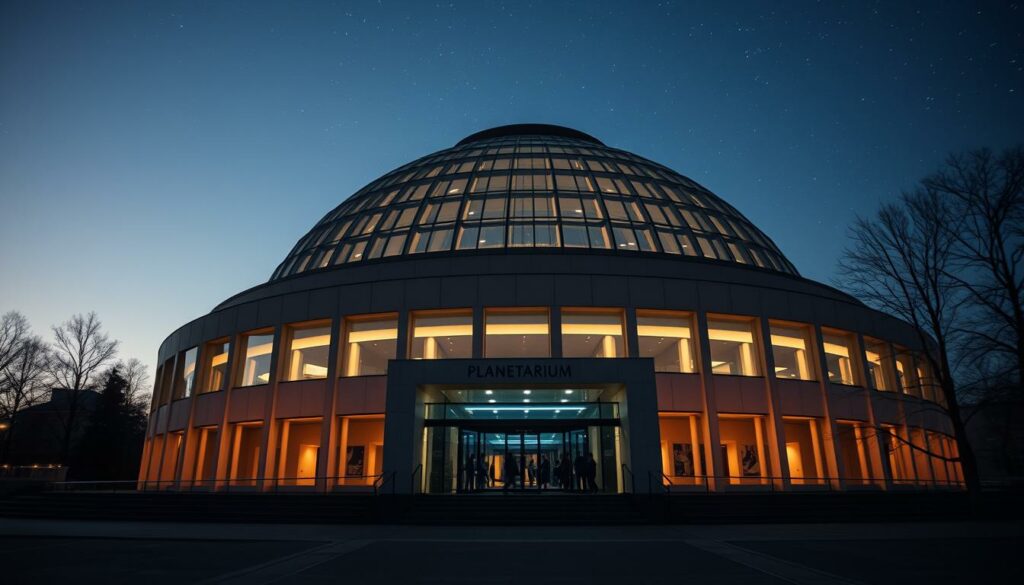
<box><xmin>0</xmin><ymin>518</ymin><xmax>1018</xmax><ymax>584</ymax></box>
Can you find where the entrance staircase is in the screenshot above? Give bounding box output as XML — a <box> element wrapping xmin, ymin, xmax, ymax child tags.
<box><xmin>0</xmin><ymin>489</ymin><xmax>1008</xmax><ymax>525</ymax></box>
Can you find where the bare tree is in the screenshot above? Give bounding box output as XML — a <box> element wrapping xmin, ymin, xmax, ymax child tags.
<box><xmin>925</xmin><ymin>147</ymin><xmax>1024</xmax><ymax>388</ymax></box>
<box><xmin>0</xmin><ymin>311</ymin><xmax>30</xmax><ymax>375</ymax></box>
<box><xmin>0</xmin><ymin>336</ymin><xmax>50</xmax><ymax>463</ymax></box>
<box><xmin>48</xmin><ymin>312</ymin><xmax>119</xmax><ymax>463</ymax></box>
<box><xmin>838</xmin><ymin>188</ymin><xmax>980</xmax><ymax>492</ymax></box>
<box><xmin>104</xmin><ymin>357</ymin><xmax>151</xmax><ymax>411</ymax></box>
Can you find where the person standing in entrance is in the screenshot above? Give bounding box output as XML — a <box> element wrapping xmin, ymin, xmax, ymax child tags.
<box><xmin>559</xmin><ymin>454</ymin><xmax>573</xmax><ymax>491</ymax></box>
<box><xmin>477</xmin><ymin>455</ymin><xmax>488</xmax><ymax>490</ymax></box>
<box><xmin>527</xmin><ymin>457</ymin><xmax>537</xmax><ymax>487</ymax></box>
<box><xmin>586</xmin><ymin>452</ymin><xmax>599</xmax><ymax>492</ymax></box>
<box><xmin>503</xmin><ymin>455</ymin><xmax>518</xmax><ymax>492</ymax></box>
<box><xmin>574</xmin><ymin>453</ymin><xmax>587</xmax><ymax>492</ymax></box>
<box><xmin>539</xmin><ymin>455</ymin><xmax>551</xmax><ymax>490</ymax></box>
<box><xmin>465</xmin><ymin>454</ymin><xmax>476</xmax><ymax>491</ymax></box>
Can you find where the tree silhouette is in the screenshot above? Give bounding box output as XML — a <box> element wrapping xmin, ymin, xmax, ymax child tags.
<box><xmin>71</xmin><ymin>367</ymin><xmax>146</xmax><ymax>481</ymax></box>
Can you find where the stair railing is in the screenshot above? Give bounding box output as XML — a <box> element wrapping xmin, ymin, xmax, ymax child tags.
<box><xmin>410</xmin><ymin>463</ymin><xmax>423</xmax><ymax>495</ymax></box>
<box><xmin>620</xmin><ymin>464</ymin><xmax>635</xmax><ymax>494</ymax></box>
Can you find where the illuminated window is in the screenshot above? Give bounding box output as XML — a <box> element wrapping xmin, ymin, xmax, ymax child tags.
<box><xmin>337</xmin><ymin>415</ymin><xmax>385</xmax><ymax>485</ymax></box>
<box><xmin>282</xmin><ymin>323</ymin><xmax>331</xmax><ymax>381</ymax></box>
<box><xmin>410</xmin><ymin>311</ymin><xmax>472</xmax><ymax>359</ymax></box>
<box><xmin>175</xmin><ymin>347</ymin><xmax>198</xmax><ymax>399</ymax></box>
<box><xmin>199</xmin><ymin>339</ymin><xmax>230</xmax><ymax>393</ymax></box>
<box><xmin>484</xmin><ymin>309</ymin><xmax>549</xmax><ymax>358</ymax></box>
<box><xmin>916</xmin><ymin>357</ymin><xmax>939</xmax><ymax>402</ymax></box>
<box><xmin>864</xmin><ymin>337</ymin><xmax>890</xmax><ymax>391</ymax></box>
<box><xmin>237</xmin><ymin>331</ymin><xmax>274</xmax><ymax>387</ymax></box>
<box><xmin>658</xmin><ymin>413</ymin><xmax>704</xmax><ymax>484</ymax></box>
<box><xmin>894</xmin><ymin>348</ymin><xmax>918</xmax><ymax>396</ymax></box>
<box><xmin>343</xmin><ymin>316</ymin><xmax>398</xmax><ymax>377</ymax></box>
<box><xmin>637</xmin><ymin>311</ymin><xmax>696</xmax><ymax>373</ymax></box>
<box><xmin>718</xmin><ymin>415</ymin><xmax>770</xmax><ymax>484</ymax></box>
<box><xmin>561</xmin><ymin>309</ymin><xmax>625</xmax><ymax>358</ymax></box>
<box><xmin>228</xmin><ymin>423</ymin><xmax>262</xmax><ymax>486</ymax></box>
<box><xmin>782</xmin><ymin>418</ymin><xmax>827</xmax><ymax>485</ymax></box>
<box><xmin>769</xmin><ymin>322</ymin><xmax>816</xmax><ymax>381</ymax></box>
<box><xmin>836</xmin><ymin>421</ymin><xmax>881</xmax><ymax>485</ymax></box>
<box><xmin>277</xmin><ymin>419</ymin><xmax>322</xmax><ymax>486</ymax></box>
<box><xmin>707</xmin><ymin>317</ymin><xmax>761</xmax><ymax>376</ymax></box>
<box><xmin>822</xmin><ymin>329</ymin><xmax>857</xmax><ymax>385</ymax></box>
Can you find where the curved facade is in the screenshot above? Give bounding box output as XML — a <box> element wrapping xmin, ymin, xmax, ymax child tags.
<box><xmin>140</xmin><ymin>125</ymin><xmax>963</xmax><ymax>494</ymax></box>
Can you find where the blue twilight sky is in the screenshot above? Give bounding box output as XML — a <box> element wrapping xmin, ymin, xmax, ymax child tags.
<box><xmin>1</xmin><ymin>1</ymin><xmax>1022</xmax><ymax>379</ymax></box>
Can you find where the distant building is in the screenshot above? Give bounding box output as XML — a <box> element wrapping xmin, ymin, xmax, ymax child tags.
<box><xmin>141</xmin><ymin>124</ymin><xmax>964</xmax><ymax>494</ymax></box>
<box><xmin>2</xmin><ymin>388</ymin><xmax>99</xmax><ymax>467</ymax></box>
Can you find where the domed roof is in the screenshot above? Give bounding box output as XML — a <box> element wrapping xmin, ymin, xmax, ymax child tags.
<box><xmin>271</xmin><ymin>124</ymin><xmax>797</xmax><ymax>281</ymax></box>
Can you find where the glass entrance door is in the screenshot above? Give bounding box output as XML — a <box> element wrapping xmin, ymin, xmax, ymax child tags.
<box><xmin>446</xmin><ymin>426</ymin><xmax>616</xmax><ymax>493</ymax></box>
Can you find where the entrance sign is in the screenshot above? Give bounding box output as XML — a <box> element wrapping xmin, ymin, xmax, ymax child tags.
<box><xmin>467</xmin><ymin>363</ymin><xmax>572</xmax><ymax>379</ymax></box>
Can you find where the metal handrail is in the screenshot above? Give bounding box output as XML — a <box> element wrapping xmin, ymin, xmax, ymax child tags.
<box><xmin>372</xmin><ymin>471</ymin><xmax>396</xmax><ymax>496</ymax></box>
<box><xmin>620</xmin><ymin>464</ymin><xmax>635</xmax><ymax>494</ymax></box>
<box><xmin>410</xmin><ymin>463</ymin><xmax>423</xmax><ymax>494</ymax></box>
<box><xmin>44</xmin><ymin>473</ymin><xmax>972</xmax><ymax>494</ymax></box>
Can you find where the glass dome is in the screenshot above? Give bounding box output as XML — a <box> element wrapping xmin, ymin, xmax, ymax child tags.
<box><xmin>271</xmin><ymin>124</ymin><xmax>797</xmax><ymax>280</ymax></box>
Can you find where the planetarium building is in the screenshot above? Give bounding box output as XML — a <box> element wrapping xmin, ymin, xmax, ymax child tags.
<box><xmin>140</xmin><ymin>124</ymin><xmax>963</xmax><ymax>495</ymax></box>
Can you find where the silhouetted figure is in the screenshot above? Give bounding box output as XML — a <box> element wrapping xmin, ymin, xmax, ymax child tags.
<box><xmin>464</xmin><ymin>454</ymin><xmax>476</xmax><ymax>491</ymax></box>
<box><xmin>477</xmin><ymin>456</ymin><xmax>488</xmax><ymax>489</ymax></box>
<box><xmin>559</xmin><ymin>454</ymin><xmax>573</xmax><ymax>491</ymax></box>
<box><xmin>540</xmin><ymin>455</ymin><xmax>551</xmax><ymax>489</ymax></box>
<box><xmin>527</xmin><ymin>458</ymin><xmax>536</xmax><ymax>487</ymax></box>
<box><xmin>574</xmin><ymin>453</ymin><xmax>587</xmax><ymax>491</ymax></box>
<box><xmin>586</xmin><ymin>452</ymin><xmax>599</xmax><ymax>492</ymax></box>
<box><xmin>503</xmin><ymin>455</ymin><xmax>518</xmax><ymax>491</ymax></box>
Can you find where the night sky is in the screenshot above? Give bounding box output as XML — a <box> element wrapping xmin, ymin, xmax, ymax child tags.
<box><xmin>1</xmin><ymin>1</ymin><xmax>1022</xmax><ymax>376</ymax></box>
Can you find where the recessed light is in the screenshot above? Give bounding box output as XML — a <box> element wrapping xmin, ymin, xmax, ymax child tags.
<box><xmin>523</xmin><ymin>389</ymin><xmax>531</xmax><ymax>395</ymax></box>
<box><xmin>523</xmin><ymin>398</ymin><xmax>530</xmax><ymax>403</ymax></box>
<box><xmin>485</xmin><ymin>390</ymin><xmax>493</xmax><ymax>395</ymax></box>
<box><xmin>564</xmin><ymin>389</ymin><xmax>573</xmax><ymax>394</ymax></box>
<box><xmin>488</xmin><ymin>399</ymin><xmax>496</xmax><ymax>403</ymax></box>
<box><xmin>560</xmin><ymin>398</ymin><xmax>568</xmax><ymax>403</ymax></box>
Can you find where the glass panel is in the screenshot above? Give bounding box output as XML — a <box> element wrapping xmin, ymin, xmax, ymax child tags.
<box><xmin>718</xmin><ymin>416</ymin><xmax>770</xmax><ymax>485</ymax></box>
<box><xmin>637</xmin><ymin>312</ymin><xmax>696</xmax><ymax>373</ymax></box>
<box><xmin>561</xmin><ymin>310</ymin><xmax>625</xmax><ymax>358</ymax></box>
<box><xmin>283</xmin><ymin>324</ymin><xmax>331</xmax><ymax>381</ymax></box>
<box><xmin>278</xmin><ymin>419</ymin><xmax>322</xmax><ymax>486</ymax></box>
<box><xmin>238</xmin><ymin>332</ymin><xmax>274</xmax><ymax>387</ymax></box>
<box><xmin>410</xmin><ymin>312</ymin><xmax>473</xmax><ymax>359</ymax></box>
<box><xmin>484</xmin><ymin>310</ymin><xmax>550</xmax><ymax>358</ymax></box>
<box><xmin>658</xmin><ymin>414</ymin><xmax>705</xmax><ymax>484</ymax></box>
<box><xmin>200</xmin><ymin>340</ymin><xmax>230</xmax><ymax>393</ymax></box>
<box><xmin>562</xmin><ymin>223</ymin><xmax>589</xmax><ymax>248</ymax></box>
<box><xmin>822</xmin><ymin>330</ymin><xmax>857</xmax><ymax>385</ymax></box>
<box><xmin>864</xmin><ymin>337</ymin><xmax>890</xmax><ymax>391</ymax></box>
<box><xmin>177</xmin><ymin>347</ymin><xmax>198</xmax><ymax>398</ymax></box>
<box><xmin>770</xmin><ymin>323</ymin><xmax>815</xmax><ymax>381</ymax></box>
<box><xmin>707</xmin><ymin>317</ymin><xmax>761</xmax><ymax>376</ymax></box>
<box><xmin>343</xmin><ymin>317</ymin><xmax>398</xmax><ymax>376</ymax></box>
<box><xmin>894</xmin><ymin>349</ymin><xmax>917</xmax><ymax>396</ymax></box>
<box><xmin>783</xmin><ymin>418</ymin><xmax>827</xmax><ymax>485</ymax></box>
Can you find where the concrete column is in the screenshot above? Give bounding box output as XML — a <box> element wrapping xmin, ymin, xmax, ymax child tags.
<box><xmin>812</xmin><ymin>325</ymin><xmax>846</xmax><ymax>490</ymax></box>
<box><xmin>695</xmin><ymin>312</ymin><xmax>725</xmax><ymax>490</ymax></box>
<box><xmin>549</xmin><ymin>306</ymin><xmax>562</xmax><ymax>358</ymax></box>
<box><xmin>857</xmin><ymin>334</ymin><xmax>893</xmax><ymax>490</ymax></box>
<box><xmin>175</xmin><ymin>345</ymin><xmax>207</xmax><ymax>490</ymax></box>
<box><xmin>395</xmin><ymin>309</ymin><xmax>409</xmax><ymax>360</ymax></box>
<box><xmin>256</xmin><ymin>325</ymin><xmax>284</xmax><ymax>491</ymax></box>
<box><xmin>472</xmin><ymin>306</ymin><xmax>484</xmax><ymax>358</ymax></box>
<box><xmin>316</xmin><ymin>319</ymin><xmax>342</xmax><ymax>491</ymax></box>
<box><xmin>758</xmin><ymin>318</ymin><xmax>789</xmax><ymax>490</ymax></box>
<box><xmin>213</xmin><ymin>335</ymin><xmax>237</xmax><ymax>491</ymax></box>
<box><xmin>624</xmin><ymin>307</ymin><xmax>639</xmax><ymax>358</ymax></box>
